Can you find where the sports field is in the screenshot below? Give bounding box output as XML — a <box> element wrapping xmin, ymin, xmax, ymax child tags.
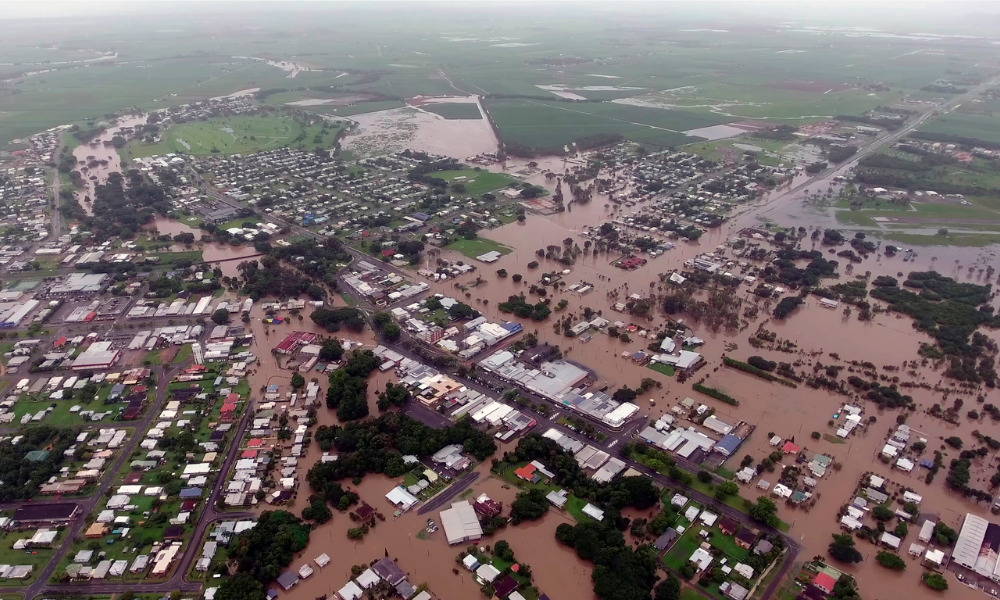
<box><xmin>428</xmin><ymin>169</ymin><xmax>518</xmax><ymax>196</ymax></box>
<box><xmin>446</xmin><ymin>238</ymin><xmax>512</xmax><ymax>259</ymax></box>
<box><xmin>125</xmin><ymin>115</ymin><xmax>342</xmax><ymax>158</ymax></box>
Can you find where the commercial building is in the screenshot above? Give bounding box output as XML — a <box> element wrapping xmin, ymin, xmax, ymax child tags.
<box><xmin>12</xmin><ymin>503</ymin><xmax>80</xmax><ymax>526</ymax></box>
<box><xmin>440</xmin><ymin>500</ymin><xmax>483</xmax><ymax>545</ymax></box>
<box><xmin>951</xmin><ymin>513</ymin><xmax>1000</xmax><ymax>580</ymax></box>
<box><xmin>71</xmin><ymin>341</ymin><xmax>121</xmax><ymax>371</ymax></box>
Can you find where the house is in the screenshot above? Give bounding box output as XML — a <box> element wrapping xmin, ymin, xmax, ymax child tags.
<box><xmin>372</xmin><ymin>557</ymin><xmax>406</xmax><ymax>586</ymax></box>
<box><xmin>721</xmin><ymin>581</ymin><xmax>749</xmax><ymax>600</ymax></box>
<box><xmin>276</xmin><ymin>571</ymin><xmax>299</xmax><ymax>591</ymax></box>
<box><xmin>582</xmin><ymin>503</ymin><xmax>605</xmax><ymax>521</ymax></box>
<box><xmin>386</xmin><ymin>486</ymin><xmax>419</xmax><ymax>512</ymax></box>
<box><xmin>473</xmin><ymin>495</ymin><xmax>503</xmax><ymax>519</ymax></box>
<box><xmin>735</xmin><ymin>528</ymin><xmax>757</xmax><ymax>550</ymax></box>
<box><xmin>546</xmin><ymin>489</ymin><xmax>569</xmax><ymax>509</ymax></box>
<box><xmin>690</xmin><ymin>547</ymin><xmax>714</xmax><ymax>571</ymax></box>
<box><xmin>493</xmin><ymin>574</ymin><xmax>520</xmax><ymax>598</ymax></box>
<box><xmin>753</xmin><ymin>539</ymin><xmax>774</xmax><ymax>556</ymax></box>
<box><xmin>880</xmin><ymin>531</ymin><xmax>901</xmax><ymax>549</ymax></box>
<box><xmin>654</xmin><ymin>529</ymin><xmax>678</xmax><ymax>551</ymax></box>
<box><xmin>718</xmin><ymin>517</ymin><xmax>739</xmax><ymax>536</ymax></box>
<box><xmin>462</xmin><ymin>554</ymin><xmax>480</xmax><ymax>571</ymax></box>
<box><xmin>476</xmin><ymin>564</ymin><xmax>501</xmax><ymax>583</ymax></box>
<box><xmin>514</xmin><ymin>463</ymin><xmax>540</xmax><ymax>483</ymax></box>
<box><xmin>338</xmin><ymin>580</ymin><xmax>363</xmax><ymax>600</ymax></box>
<box><xmin>813</xmin><ymin>573</ymin><xmax>837</xmax><ymax>595</ymax></box>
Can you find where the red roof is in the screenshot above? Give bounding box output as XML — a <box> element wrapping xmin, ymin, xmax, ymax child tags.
<box><xmin>782</xmin><ymin>441</ymin><xmax>800</xmax><ymax>454</ymax></box>
<box><xmin>813</xmin><ymin>573</ymin><xmax>837</xmax><ymax>592</ymax></box>
<box><xmin>226</xmin><ymin>393</ymin><xmax>240</xmax><ymax>403</ymax></box>
<box><xmin>222</xmin><ymin>403</ymin><xmax>237</xmax><ymax>413</ymax></box>
<box><xmin>514</xmin><ymin>464</ymin><xmax>537</xmax><ymax>480</ymax></box>
<box><xmin>53</xmin><ymin>337</ymin><xmax>68</xmax><ymax>348</ymax></box>
<box><xmin>241</xmin><ymin>449</ymin><xmax>259</xmax><ymax>459</ymax></box>
<box><xmin>381</xmin><ymin>248</ymin><xmax>397</xmax><ymax>257</ymax></box>
<box><xmin>247</xmin><ymin>439</ymin><xmax>264</xmax><ymax>448</ymax></box>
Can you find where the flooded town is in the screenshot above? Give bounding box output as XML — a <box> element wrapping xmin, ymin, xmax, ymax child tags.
<box><xmin>3</xmin><ymin>4</ymin><xmax>1000</xmax><ymax>600</ymax></box>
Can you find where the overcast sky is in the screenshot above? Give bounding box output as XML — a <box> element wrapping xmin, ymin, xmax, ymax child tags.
<box><xmin>4</xmin><ymin>0</ymin><xmax>998</xmax><ymax>27</ymax></box>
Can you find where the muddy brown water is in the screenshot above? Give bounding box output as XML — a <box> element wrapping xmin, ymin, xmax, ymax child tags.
<box><xmin>163</xmin><ymin>150</ymin><xmax>998</xmax><ymax>599</ymax></box>
<box><xmin>71</xmin><ymin>114</ymin><xmax>147</xmax><ymax>216</ymax></box>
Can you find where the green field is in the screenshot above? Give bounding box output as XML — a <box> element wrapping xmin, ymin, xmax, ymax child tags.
<box><xmin>125</xmin><ymin>115</ymin><xmax>342</xmax><ymax>158</ymax></box>
<box><xmin>919</xmin><ymin>112</ymin><xmax>1000</xmax><ymax>145</ymax></box>
<box><xmin>429</xmin><ymin>169</ymin><xmax>519</xmax><ymax>196</ymax></box>
<box><xmin>446</xmin><ymin>237</ymin><xmax>513</xmax><ymax>259</ymax></box>
<box><xmin>648</xmin><ymin>363</ymin><xmax>677</xmax><ymax>377</ymax></box>
<box><xmin>485</xmin><ymin>98</ymin><xmax>718</xmax><ymax>152</ymax></box>
<box><xmin>0</xmin><ymin>528</ymin><xmax>64</xmax><ymax>586</ymax></box>
<box><xmin>422</xmin><ymin>103</ymin><xmax>482</xmax><ymax>120</ymax></box>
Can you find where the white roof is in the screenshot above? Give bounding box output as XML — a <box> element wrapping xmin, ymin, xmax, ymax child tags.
<box><xmin>385</xmin><ymin>486</ymin><xmax>419</xmax><ymax>510</ymax></box>
<box><xmin>357</xmin><ymin>568</ymin><xmax>380</xmax><ymax>588</ymax></box>
<box><xmin>476</xmin><ymin>564</ymin><xmax>501</xmax><ymax>582</ymax></box>
<box><xmin>953</xmin><ymin>513</ymin><xmax>990</xmax><ymax>569</ymax></box>
<box><xmin>441</xmin><ymin>500</ymin><xmax>483</xmax><ymax>545</ymax></box>
<box><xmin>338</xmin><ymin>580</ymin><xmax>364</xmax><ymax>600</ymax></box>
<box><xmin>315</xmin><ymin>553</ymin><xmax>331</xmax><ymax>567</ymax></box>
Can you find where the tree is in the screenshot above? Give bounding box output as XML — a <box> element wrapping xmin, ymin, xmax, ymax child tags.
<box><xmin>876</xmin><ymin>551</ymin><xmax>906</xmax><ymax>570</ymax></box>
<box><xmin>872</xmin><ymin>505</ymin><xmax>894</xmax><ymax>521</ymax></box>
<box><xmin>319</xmin><ymin>339</ymin><xmax>344</xmax><ymax>362</ymax></box>
<box><xmin>747</xmin><ymin>496</ymin><xmax>780</xmax><ymax>527</ymax></box>
<box><xmin>922</xmin><ymin>571</ymin><xmax>948</xmax><ymax>591</ymax></box>
<box><xmin>290</xmin><ymin>373</ymin><xmax>305</xmax><ymax>389</ymax></box>
<box><xmin>382</xmin><ymin>322</ymin><xmax>402</xmax><ymax>342</ymax></box>
<box><xmin>510</xmin><ymin>488</ymin><xmax>550</xmax><ymax>524</ymax></box>
<box><xmin>494</xmin><ymin>540</ymin><xmax>515</xmax><ymax>562</ymax></box>
<box><xmin>654</xmin><ymin>575</ymin><xmax>681</xmax><ymax>600</ymax></box>
<box><xmin>828</xmin><ymin>533</ymin><xmax>863</xmax><ymax>564</ymax></box>
<box><xmin>228</xmin><ymin>511</ymin><xmax>310</xmax><ymax>583</ymax></box>
<box><xmin>216</xmin><ymin>573</ymin><xmax>266</xmax><ymax>600</ymax></box>
<box><xmin>715</xmin><ymin>481</ymin><xmax>738</xmax><ymax>500</ymax></box>
<box><xmin>933</xmin><ymin>522</ymin><xmax>958</xmax><ymax>546</ymax></box>
<box><xmin>211</xmin><ymin>308</ymin><xmax>230</xmax><ymax>325</ymax></box>
<box><xmin>301</xmin><ymin>495</ymin><xmax>333</xmax><ymax>524</ymax></box>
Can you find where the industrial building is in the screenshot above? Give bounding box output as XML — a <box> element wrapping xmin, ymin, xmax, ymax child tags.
<box><xmin>440</xmin><ymin>500</ymin><xmax>483</xmax><ymax>545</ymax></box>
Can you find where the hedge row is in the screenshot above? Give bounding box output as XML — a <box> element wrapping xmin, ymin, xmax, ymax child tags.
<box><xmin>723</xmin><ymin>357</ymin><xmax>799</xmax><ymax>388</ymax></box>
<box><xmin>692</xmin><ymin>382</ymin><xmax>739</xmax><ymax>406</ymax></box>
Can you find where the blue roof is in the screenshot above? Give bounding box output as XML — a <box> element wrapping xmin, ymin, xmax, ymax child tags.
<box><xmin>503</xmin><ymin>322</ymin><xmax>523</xmax><ymax>333</ymax></box>
<box><xmin>715</xmin><ymin>434</ymin><xmax>742</xmax><ymax>454</ymax></box>
<box><xmin>411</xmin><ymin>212</ymin><xmax>432</xmax><ymax>221</ymax></box>
<box><xmin>179</xmin><ymin>487</ymin><xmax>203</xmax><ymax>499</ymax></box>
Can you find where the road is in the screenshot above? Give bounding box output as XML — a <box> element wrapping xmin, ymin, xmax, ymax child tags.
<box><xmin>8</xmin><ymin>358</ymin><xmax>256</xmax><ymax>597</ymax></box>
<box><xmin>418</xmin><ymin>471</ymin><xmax>481</xmax><ymax>515</ymax></box>
<box><xmin>753</xmin><ymin>76</ymin><xmax>1000</xmax><ymax>222</ymax></box>
<box><xmin>15</xmin><ymin>363</ymin><xmax>185</xmax><ymax>598</ymax></box>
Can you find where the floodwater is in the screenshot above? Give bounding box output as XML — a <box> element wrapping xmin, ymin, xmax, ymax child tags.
<box><xmin>146</xmin><ymin>216</ymin><xmax>263</xmax><ymax>276</ymax></box>
<box><xmin>230</xmin><ymin>295</ymin><xmax>598</xmax><ymax>600</ymax></box>
<box><xmin>342</xmin><ymin>106</ymin><xmax>499</xmax><ymax>159</ymax></box>
<box><xmin>273</xmin><ymin>468</ymin><xmax>598</xmax><ymax>600</ymax></box>
<box><xmin>402</xmin><ymin>155</ymin><xmax>999</xmax><ymax>600</ymax></box>
<box><xmin>71</xmin><ymin>114</ymin><xmax>147</xmax><ymax>216</ymax></box>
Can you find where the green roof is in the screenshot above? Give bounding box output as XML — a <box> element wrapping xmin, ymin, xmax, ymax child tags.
<box><xmin>25</xmin><ymin>450</ymin><xmax>50</xmax><ymax>462</ymax></box>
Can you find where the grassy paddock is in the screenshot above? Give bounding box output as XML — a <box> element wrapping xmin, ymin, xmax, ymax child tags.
<box><xmin>445</xmin><ymin>237</ymin><xmax>513</xmax><ymax>259</ymax></box>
